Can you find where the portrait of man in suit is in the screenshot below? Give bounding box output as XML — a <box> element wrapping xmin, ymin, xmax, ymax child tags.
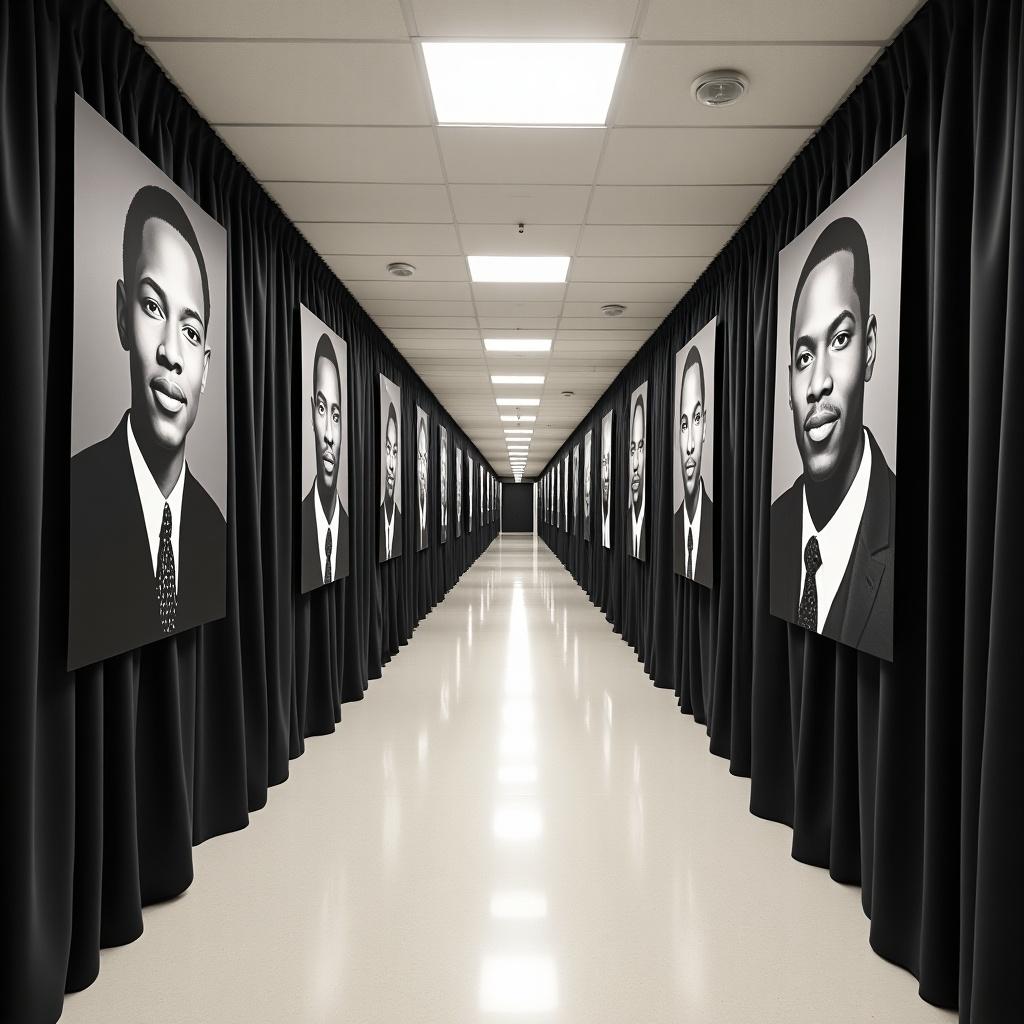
<box><xmin>439</xmin><ymin>425</ymin><xmax>448</xmax><ymax>544</ymax></box>
<box><xmin>628</xmin><ymin>383</ymin><xmax>648</xmax><ymax>561</ymax></box>
<box><xmin>379</xmin><ymin>375</ymin><xmax>403</xmax><ymax>562</ymax></box>
<box><xmin>455</xmin><ymin>446</ymin><xmax>462</xmax><ymax>537</ymax></box>
<box><xmin>300</xmin><ymin>316</ymin><xmax>349</xmax><ymax>593</ymax></box>
<box><xmin>468</xmin><ymin>455</ymin><xmax>474</xmax><ymax>533</ymax></box>
<box><xmin>601</xmin><ymin>411</ymin><xmax>612</xmax><ymax>548</ymax></box>
<box><xmin>583</xmin><ymin>430</ymin><xmax>593</xmax><ymax>542</ymax></box>
<box><xmin>572</xmin><ymin>444</ymin><xmax>580</xmax><ymax>535</ymax></box>
<box><xmin>674</xmin><ymin>322</ymin><xmax>715</xmax><ymax>588</ymax></box>
<box><xmin>771</xmin><ymin>202</ymin><xmax>901</xmax><ymax>661</ymax></box>
<box><xmin>70</xmin><ymin>99</ymin><xmax>228</xmax><ymax>671</ymax></box>
<box><xmin>416</xmin><ymin>406</ymin><xmax>429</xmax><ymax>551</ymax></box>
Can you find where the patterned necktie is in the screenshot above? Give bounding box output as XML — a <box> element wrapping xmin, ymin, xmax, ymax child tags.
<box><xmin>687</xmin><ymin>525</ymin><xmax>694</xmax><ymax>579</ymax></box>
<box><xmin>156</xmin><ymin>502</ymin><xmax>177</xmax><ymax>633</ymax></box>
<box><xmin>324</xmin><ymin>528</ymin><xmax>333</xmax><ymax>584</ymax></box>
<box><xmin>797</xmin><ymin>536</ymin><xmax>822</xmax><ymax>632</ymax></box>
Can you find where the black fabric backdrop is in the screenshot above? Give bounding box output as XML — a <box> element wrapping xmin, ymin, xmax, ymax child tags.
<box><xmin>0</xmin><ymin>1</ymin><xmax>498</xmax><ymax>1021</ymax></box>
<box><xmin>540</xmin><ymin>0</ymin><xmax>1022</xmax><ymax>1020</ymax></box>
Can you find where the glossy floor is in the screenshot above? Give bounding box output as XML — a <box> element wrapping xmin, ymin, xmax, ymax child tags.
<box><xmin>62</xmin><ymin>536</ymin><xmax>957</xmax><ymax>1024</ymax></box>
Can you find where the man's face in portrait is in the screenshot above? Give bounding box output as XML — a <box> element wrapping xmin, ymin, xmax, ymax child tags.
<box><xmin>601</xmin><ymin>439</ymin><xmax>611</xmax><ymax>513</ymax></box>
<box><xmin>679</xmin><ymin>360</ymin><xmax>706</xmax><ymax>504</ymax></box>
<box><xmin>584</xmin><ymin>451</ymin><xmax>591</xmax><ymax>517</ymax></box>
<box><xmin>440</xmin><ymin>443</ymin><xmax>447</xmax><ymax>503</ymax></box>
<box><xmin>119</xmin><ymin>216</ymin><xmax>209</xmax><ymax>454</ymax></box>
<box><xmin>311</xmin><ymin>352</ymin><xmax>341</xmax><ymax>498</ymax></box>
<box><xmin>384</xmin><ymin>407</ymin><xmax>398</xmax><ymax>505</ymax></box>
<box><xmin>630</xmin><ymin>399</ymin><xmax>645</xmax><ymax>515</ymax></box>
<box><xmin>790</xmin><ymin>249</ymin><xmax>876</xmax><ymax>485</ymax></box>
<box><xmin>417</xmin><ymin>422</ymin><xmax>428</xmax><ymax>507</ymax></box>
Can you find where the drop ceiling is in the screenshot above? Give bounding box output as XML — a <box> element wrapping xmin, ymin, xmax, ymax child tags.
<box><xmin>110</xmin><ymin>0</ymin><xmax>924</xmax><ymax>478</ymax></box>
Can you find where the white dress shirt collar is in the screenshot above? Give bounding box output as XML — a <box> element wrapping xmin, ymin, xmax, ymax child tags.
<box><xmin>800</xmin><ymin>429</ymin><xmax>873</xmax><ymax>631</ymax></box>
<box><xmin>126</xmin><ymin>414</ymin><xmax>185</xmax><ymax>589</ymax></box>
<box><xmin>682</xmin><ymin>484</ymin><xmax>704</xmax><ymax>576</ymax></box>
<box><xmin>631</xmin><ymin>493</ymin><xmax>645</xmax><ymax>557</ymax></box>
<box><xmin>313</xmin><ymin>486</ymin><xmax>339</xmax><ymax>582</ymax></box>
<box><xmin>383</xmin><ymin>500</ymin><xmax>396</xmax><ymax>557</ymax></box>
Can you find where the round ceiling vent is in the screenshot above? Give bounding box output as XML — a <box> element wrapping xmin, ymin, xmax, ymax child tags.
<box><xmin>691</xmin><ymin>70</ymin><xmax>748</xmax><ymax>108</ymax></box>
<box><xmin>386</xmin><ymin>261</ymin><xmax>416</xmax><ymax>277</ymax></box>
<box><xmin>601</xmin><ymin>303</ymin><xmax>627</xmax><ymax>317</ymax></box>
<box><xmin>561</xmin><ymin>390</ymin><xmax>575</xmax><ymax>398</ymax></box>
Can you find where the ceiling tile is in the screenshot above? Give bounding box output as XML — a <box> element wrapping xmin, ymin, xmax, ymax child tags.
<box><xmin>587</xmin><ymin>185</ymin><xmax>766</xmax><ymax>225</ymax></box>
<box><xmin>598</xmin><ymin>127</ymin><xmax>812</xmax><ymax>185</ymax></box>
<box><xmin>475</xmin><ymin>300</ymin><xmax>563</xmax><ymax>317</ymax></box>
<box><xmin>361</xmin><ymin>300</ymin><xmax>476</xmax><ymax>316</ymax></box>
<box><xmin>374</xmin><ymin>316</ymin><xmax>479</xmax><ymax>329</ymax></box>
<box><xmin>148</xmin><ymin>41</ymin><xmax>430</xmax><ymax>124</ymax></box>
<box><xmin>565</xmin><ymin>281</ymin><xmax>690</xmax><ymax>303</ymax></box>
<box><xmin>439</xmin><ymin>128</ymin><xmax>606</xmax><ymax>185</ymax></box>
<box><xmin>297</xmin><ymin>222</ymin><xmax>461</xmax><ymax>256</ymax></box>
<box><xmin>449</xmin><ymin>185</ymin><xmax>592</xmax><ymax>224</ymax></box>
<box><xmin>458</xmin><ymin>224</ymin><xmax>579</xmax><ymax>257</ymax></box>
<box><xmin>562</xmin><ymin>301</ymin><xmax>673</xmax><ymax>318</ymax></box>
<box><xmin>477</xmin><ymin>317</ymin><xmax>560</xmax><ymax>330</ymax></box>
<box><xmin>346</xmin><ymin>280</ymin><xmax>473</xmax><ymax>302</ymax></box>
<box><xmin>640</xmin><ymin>0</ymin><xmax>923</xmax><ymax>42</ymax></box>
<box><xmin>615</xmin><ymin>44</ymin><xmax>878</xmax><ymax>127</ymax></box>
<box><xmin>216</xmin><ymin>127</ymin><xmax>443</xmax><ymax>184</ymax></box>
<box><xmin>558</xmin><ymin>316</ymin><xmax>662</xmax><ymax>332</ymax></box>
<box><xmin>556</xmin><ymin>329</ymin><xmax>650</xmax><ymax>345</ymax></box>
<box><xmin>472</xmin><ymin>283</ymin><xmax>567</xmax><ymax>302</ymax></box>
<box><xmin>385</xmin><ymin>329</ymin><xmax>481</xmax><ymax>340</ymax></box>
<box><xmin>570</xmin><ymin>256</ymin><xmax>708</xmax><ymax>282</ymax></box>
<box><xmin>264</xmin><ymin>182</ymin><xmax>452</xmax><ymax>223</ymax></box>
<box><xmin>411</xmin><ymin>0</ymin><xmax>640</xmax><ymax>36</ymax></box>
<box><xmin>577</xmin><ymin>224</ymin><xmax>733</xmax><ymax>257</ymax></box>
<box><xmin>326</xmin><ymin>254</ymin><xmax>468</xmax><ymax>282</ymax></box>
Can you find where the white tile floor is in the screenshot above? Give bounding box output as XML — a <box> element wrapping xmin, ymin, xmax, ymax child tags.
<box><xmin>61</xmin><ymin>536</ymin><xmax>958</xmax><ymax>1023</ymax></box>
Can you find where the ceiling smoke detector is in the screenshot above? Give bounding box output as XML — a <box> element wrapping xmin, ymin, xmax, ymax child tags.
<box><xmin>691</xmin><ymin>70</ymin><xmax>748</xmax><ymax>108</ymax></box>
<box><xmin>601</xmin><ymin>303</ymin><xmax>626</xmax><ymax>317</ymax></box>
<box><xmin>561</xmin><ymin>390</ymin><xmax>575</xmax><ymax>398</ymax></box>
<box><xmin>386</xmin><ymin>261</ymin><xmax>416</xmax><ymax>277</ymax></box>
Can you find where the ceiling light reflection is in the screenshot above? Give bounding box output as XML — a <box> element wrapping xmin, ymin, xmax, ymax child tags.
<box><xmin>492</xmin><ymin>803</ymin><xmax>543</xmax><ymax>841</ymax></box>
<box><xmin>479</xmin><ymin>954</ymin><xmax>558</xmax><ymax>1014</ymax></box>
<box><xmin>490</xmin><ymin>891</ymin><xmax>548</xmax><ymax>920</ymax></box>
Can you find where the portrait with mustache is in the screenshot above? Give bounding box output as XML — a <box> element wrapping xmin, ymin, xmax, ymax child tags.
<box><xmin>771</xmin><ymin>214</ymin><xmax>897</xmax><ymax>661</ymax></box>
<box><xmin>301</xmin><ymin>324</ymin><xmax>349</xmax><ymax>592</ymax></box>
<box><xmin>379</xmin><ymin>378</ymin><xmax>403</xmax><ymax>562</ymax></box>
<box><xmin>673</xmin><ymin>337</ymin><xmax>714</xmax><ymax>587</ymax></box>
<box><xmin>70</xmin><ymin>180</ymin><xmax>226</xmax><ymax>669</ymax></box>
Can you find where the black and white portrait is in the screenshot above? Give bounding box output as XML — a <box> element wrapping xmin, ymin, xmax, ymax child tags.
<box><xmin>572</xmin><ymin>444</ymin><xmax>580</xmax><ymax>535</ymax></box>
<box><xmin>378</xmin><ymin>374</ymin><xmax>403</xmax><ymax>562</ymax></box>
<box><xmin>673</xmin><ymin>318</ymin><xmax>716</xmax><ymax>588</ymax></box>
<box><xmin>299</xmin><ymin>305</ymin><xmax>349</xmax><ymax>594</ymax></box>
<box><xmin>563</xmin><ymin>455</ymin><xmax>570</xmax><ymax>532</ymax></box>
<box><xmin>628</xmin><ymin>382</ymin><xmax>648</xmax><ymax>561</ymax></box>
<box><xmin>583</xmin><ymin>430</ymin><xmax>593</xmax><ymax>542</ymax></box>
<box><xmin>601</xmin><ymin>411</ymin><xmax>613</xmax><ymax>548</ymax></box>
<box><xmin>69</xmin><ymin>97</ymin><xmax>228</xmax><ymax>670</ymax></box>
<box><xmin>455</xmin><ymin>446</ymin><xmax>463</xmax><ymax>538</ymax></box>
<box><xmin>439</xmin><ymin>425</ymin><xmax>449</xmax><ymax>544</ymax></box>
<box><xmin>468</xmin><ymin>454</ymin><xmax>474</xmax><ymax>533</ymax></box>
<box><xmin>479</xmin><ymin>464</ymin><xmax>485</xmax><ymax>525</ymax></box>
<box><xmin>770</xmin><ymin>137</ymin><xmax>905</xmax><ymax>662</ymax></box>
<box><xmin>415</xmin><ymin>405</ymin><xmax>429</xmax><ymax>552</ymax></box>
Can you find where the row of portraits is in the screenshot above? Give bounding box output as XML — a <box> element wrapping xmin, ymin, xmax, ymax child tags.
<box><xmin>542</xmin><ymin>137</ymin><xmax>905</xmax><ymax>662</ymax></box>
<box><xmin>68</xmin><ymin>96</ymin><xmax>497</xmax><ymax>671</ymax></box>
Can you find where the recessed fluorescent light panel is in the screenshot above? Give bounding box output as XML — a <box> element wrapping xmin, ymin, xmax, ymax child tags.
<box><xmin>496</xmin><ymin>398</ymin><xmax>541</xmax><ymax>407</ymax></box>
<box><xmin>422</xmin><ymin>41</ymin><xmax>625</xmax><ymax>126</ymax></box>
<box><xmin>485</xmin><ymin>339</ymin><xmax>552</xmax><ymax>353</ymax></box>
<box><xmin>492</xmin><ymin>375</ymin><xmax>545</xmax><ymax>385</ymax></box>
<box><xmin>501</xmin><ymin>415</ymin><xmax>536</xmax><ymax>422</ymax></box>
<box><xmin>469</xmin><ymin>256</ymin><xmax>569</xmax><ymax>284</ymax></box>
<box><xmin>504</xmin><ymin>429</ymin><xmax>533</xmax><ymax>435</ymax></box>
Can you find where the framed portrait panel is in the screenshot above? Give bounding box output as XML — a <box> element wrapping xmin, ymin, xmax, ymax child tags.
<box><xmin>379</xmin><ymin>373</ymin><xmax>403</xmax><ymax>562</ymax></box>
<box><xmin>627</xmin><ymin>382</ymin><xmax>648</xmax><ymax>561</ymax></box>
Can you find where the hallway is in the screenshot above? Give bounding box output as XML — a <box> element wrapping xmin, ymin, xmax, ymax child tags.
<box><xmin>62</xmin><ymin>536</ymin><xmax>956</xmax><ymax>1024</ymax></box>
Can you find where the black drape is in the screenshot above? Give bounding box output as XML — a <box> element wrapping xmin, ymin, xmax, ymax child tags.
<box><xmin>540</xmin><ymin>0</ymin><xmax>1022</xmax><ymax>1020</ymax></box>
<box><xmin>0</xmin><ymin>1</ymin><xmax>498</xmax><ymax>1021</ymax></box>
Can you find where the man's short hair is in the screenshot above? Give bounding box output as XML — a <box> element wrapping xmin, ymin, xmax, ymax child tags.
<box><xmin>680</xmin><ymin>346</ymin><xmax>705</xmax><ymax>409</ymax></box>
<box><xmin>633</xmin><ymin>392</ymin><xmax>645</xmax><ymax>427</ymax></box>
<box><xmin>312</xmin><ymin>333</ymin><xmax>340</xmax><ymax>395</ymax></box>
<box><xmin>789</xmin><ymin>216</ymin><xmax>871</xmax><ymax>353</ymax></box>
<box><xmin>122</xmin><ymin>185</ymin><xmax>211</xmax><ymax>329</ymax></box>
<box><xmin>386</xmin><ymin>402</ymin><xmax>397</xmax><ymax>433</ymax></box>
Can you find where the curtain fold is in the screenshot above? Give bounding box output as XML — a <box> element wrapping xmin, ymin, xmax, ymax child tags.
<box><xmin>539</xmin><ymin>1</ymin><xmax>1022</xmax><ymax>1020</ymax></box>
<box><xmin>0</xmin><ymin>1</ymin><xmax>498</xmax><ymax>1020</ymax></box>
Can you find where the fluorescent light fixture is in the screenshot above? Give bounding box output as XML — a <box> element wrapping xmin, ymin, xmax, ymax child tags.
<box><xmin>423</xmin><ymin>41</ymin><xmax>625</xmax><ymax>126</ymax></box>
<box><xmin>504</xmin><ymin>429</ymin><xmax>533</xmax><ymax>435</ymax></box>
<box><xmin>496</xmin><ymin>398</ymin><xmax>541</xmax><ymax>407</ymax></box>
<box><xmin>501</xmin><ymin>414</ymin><xmax>536</xmax><ymax>422</ymax></box>
<box><xmin>485</xmin><ymin>338</ymin><xmax>552</xmax><ymax>353</ymax></box>
<box><xmin>469</xmin><ymin>256</ymin><xmax>569</xmax><ymax>284</ymax></box>
<box><xmin>491</xmin><ymin>375</ymin><xmax>545</xmax><ymax>385</ymax></box>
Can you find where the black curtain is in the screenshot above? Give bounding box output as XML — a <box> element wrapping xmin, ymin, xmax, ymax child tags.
<box><xmin>0</xmin><ymin>1</ymin><xmax>499</xmax><ymax>1021</ymax></box>
<box><xmin>540</xmin><ymin>0</ymin><xmax>1022</xmax><ymax>1020</ymax></box>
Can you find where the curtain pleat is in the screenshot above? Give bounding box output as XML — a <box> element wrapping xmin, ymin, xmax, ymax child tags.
<box><xmin>539</xmin><ymin>1</ymin><xmax>1022</xmax><ymax>1020</ymax></box>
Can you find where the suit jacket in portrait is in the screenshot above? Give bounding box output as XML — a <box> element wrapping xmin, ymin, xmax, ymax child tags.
<box><xmin>379</xmin><ymin>502</ymin><xmax>403</xmax><ymax>562</ymax></box>
<box><xmin>417</xmin><ymin>503</ymin><xmax>428</xmax><ymax>551</ymax></box>
<box><xmin>770</xmin><ymin>429</ymin><xmax>895</xmax><ymax>662</ymax></box>
<box><xmin>300</xmin><ymin>486</ymin><xmax>350</xmax><ymax>593</ymax></box>
<box><xmin>673</xmin><ymin>480</ymin><xmax>713</xmax><ymax>587</ymax></box>
<box><xmin>68</xmin><ymin>412</ymin><xmax>226</xmax><ymax>670</ymax></box>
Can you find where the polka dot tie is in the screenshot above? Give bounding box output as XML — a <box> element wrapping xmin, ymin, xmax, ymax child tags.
<box><xmin>686</xmin><ymin>525</ymin><xmax>694</xmax><ymax>579</ymax></box>
<box><xmin>324</xmin><ymin>528</ymin><xmax>333</xmax><ymax>585</ymax></box>
<box><xmin>156</xmin><ymin>502</ymin><xmax>177</xmax><ymax>634</ymax></box>
<box><xmin>797</xmin><ymin>535</ymin><xmax>822</xmax><ymax>632</ymax></box>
